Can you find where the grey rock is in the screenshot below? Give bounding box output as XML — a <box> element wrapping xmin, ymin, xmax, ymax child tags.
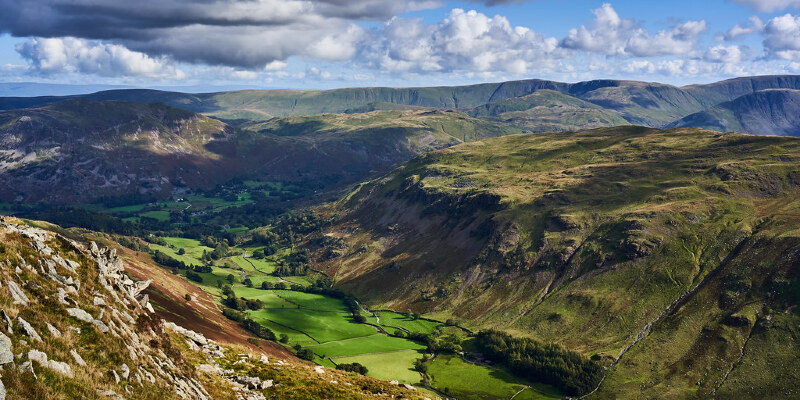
<box><xmin>0</xmin><ymin>333</ymin><xmax>12</xmax><ymax>364</ymax></box>
<box><xmin>120</xmin><ymin>363</ymin><xmax>130</xmax><ymax>380</ymax></box>
<box><xmin>70</xmin><ymin>350</ymin><xmax>87</xmax><ymax>367</ymax></box>
<box><xmin>6</xmin><ymin>280</ymin><xmax>29</xmax><ymax>306</ymax></box>
<box><xmin>28</xmin><ymin>350</ymin><xmax>73</xmax><ymax>378</ymax></box>
<box><xmin>16</xmin><ymin>317</ymin><xmax>41</xmax><ymax>342</ymax></box>
<box><xmin>45</xmin><ymin>323</ymin><xmax>62</xmax><ymax>338</ymax></box>
<box><xmin>92</xmin><ymin>319</ymin><xmax>110</xmax><ymax>334</ymax></box>
<box><xmin>66</xmin><ymin>308</ymin><xmax>93</xmax><ymax>323</ymax></box>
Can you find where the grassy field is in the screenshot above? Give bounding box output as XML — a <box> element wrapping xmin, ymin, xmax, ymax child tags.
<box><xmin>139</xmin><ymin>210</ymin><xmax>171</xmax><ymax>221</ymax></box>
<box><xmin>274</xmin><ymin>290</ymin><xmax>351</xmax><ymax>312</ymax></box>
<box><xmin>332</xmin><ymin>350</ymin><xmax>425</xmax><ymax>385</ymax></box>
<box><xmin>248</xmin><ymin>308</ymin><xmax>377</xmax><ymax>343</ymax></box>
<box><xmin>427</xmin><ymin>355</ymin><xmax>561</xmax><ymax>400</ymax></box>
<box><xmin>375</xmin><ymin>311</ymin><xmax>442</xmax><ymax>334</ymax></box>
<box><xmin>307</xmin><ymin>334</ymin><xmax>425</xmax><ymax>358</ymax></box>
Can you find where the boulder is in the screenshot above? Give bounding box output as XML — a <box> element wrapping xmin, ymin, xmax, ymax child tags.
<box><xmin>70</xmin><ymin>350</ymin><xmax>87</xmax><ymax>367</ymax></box>
<box><xmin>120</xmin><ymin>363</ymin><xmax>130</xmax><ymax>380</ymax></box>
<box><xmin>7</xmin><ymin>280</ymin><xmax>29</xmax><ymax>306</ymax></box>
<box><xmin>0</xmin><ymin>333</ymin><xmax>12</xmax><ymax>364</ymax></box>
<box><xmin>46</xmin><ymin>323</ymin><xmax>62</xmax><ymax>338</ymax></box>
<box><xmin>17</xmin><ymin>317</ymin><xmax>42</xmax><ymax>342</ymax></box>
<box><xmin>93</xmin><ymin>320</ymin><xmax>110</xmax><ymax>334</ymax></box>
<box><xmin>28</xmin><ymin>350</ymin><xmax>73</xmax><ymax>378</ymax></box>
<box><xmin>164</xmin><ymin>322</ymin><xmax>208</xmax><ymax>346</ymax></box>
<box><xmin>66</xmin><ymin>308</ymin><xmax>94</xmax><ymax>323</ymax></box>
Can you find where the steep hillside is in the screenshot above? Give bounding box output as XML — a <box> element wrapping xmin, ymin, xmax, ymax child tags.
<box><xmin>0</xmin><ymin>100</ymin><xmax>518</xmax><ymax>204</ymax></box>
<box><xmin>667</xmin><ymin>89</ymin><xmax>800</xmax><ymax>136</ymax></box>
<box><xmin>0</xmin><ymin>99</ymin><xmax>236</xmax><ymax>203</ymax></box>
<box><xmin>0</xmin><ymin>216</ymin><xmax>432</xmax><ymax>399</ymax></box>
<box><xmin>310</xmin><ymin>127</ymin><xmax>800</xmax><ymax>398</ymax></box>
<box><xmin>468</xmin><ymin>89</ymin><xmax>629</xmax><ymax>132</ymax></box>
<box><xmin>2</xmin><ymin>76</ymin><xmax>800</xmax><ymax>128</ymax></box>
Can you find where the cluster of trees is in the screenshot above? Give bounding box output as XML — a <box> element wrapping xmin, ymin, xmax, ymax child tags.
<box><xmin>336</xmin><ymin>363</ymin><xmax>368</xmax><ymax>375</ymax></box>
<box><xmin>221</xmin><ymin>308</ymin><xmax>276</xmax><ymax>341</ymax></box>
<box><xmin>292</xmin><ymin>345</ymin><xmax>315</xmax><ymax>361</ymax></box>
<box><xmin>474</xmin><ymin>330</ymin><xmax>603</xmax><ymax>397</ymax></box>
<box><xmin>152</xmin><ymin>250</ymin><xmax>192</xmax><ymax>270</ymax></box>
<box><xmin>273</xmin><ymin>250</ymin><xmax>311</xmax><ymax>276</ymax></box>
<box><xmin>185</xmin><ymin>270</ymin><xmax>203</xmax><ymax>283</ymax></box>
<box><xmin>29</xmin><ymin>208</ymin><xmax>148</xmax><ymax>236</ymax></box>
<box><xmin>151</xmin><ymin>250</ymin><xmax>213</xmax><ymax>284</ymax></box>
<box><xmin>392</xmin><ymin>331</ymin><xmax>463</xmax><ymax>354</ymax></box>
<box><xmin>221</xmin><ymin>286</ymin><xmax>264</xmax><ymax>311</ymax></box>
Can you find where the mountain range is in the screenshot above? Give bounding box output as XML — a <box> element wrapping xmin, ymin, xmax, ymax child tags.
<box><xmin>3</xmin><ymin>75</ymin><xmax>800</xmax><ymax>205</ymax></box>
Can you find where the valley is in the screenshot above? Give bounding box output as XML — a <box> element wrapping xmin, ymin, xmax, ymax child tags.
<box><xmin>1</xmin><ymin>75</ymin><xmax>799</xmax><ymax>400</ymax></box>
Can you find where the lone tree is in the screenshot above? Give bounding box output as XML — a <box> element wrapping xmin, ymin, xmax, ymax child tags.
<box><xmin>185</xmin><ymin>293</ymin><xmax>191</xmax><ymax>302</ymax></box>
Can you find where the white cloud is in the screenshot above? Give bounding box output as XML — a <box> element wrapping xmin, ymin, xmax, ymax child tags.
<box><xmin>731</xmin><ymin>0</ymin><xmax>800</xmax><ymax>12</ymax></box>
<box><xmin>15</xmin><ymin>37</ymin><xmax>184</xmax><ymax>79</ymax></box>
<box><xmin>704</xmin><ymin>45</ymin><xmax>748</xmax><ymax>63</ymax></box>
<box><xmin>359</xmin><ymin>9</ymin><xmax>561</xmax><ymax>75</ymax></box>
<box><xmin>763</xmin><ymin>13</ymin><xmax>800</xmax><ymax>60</ymax></box>
<box><xmin>264</xmin><ymin>60</ymin><xmax>289</xmax><ymax>71</ymax></box>
<box><xmin>306</xmin><ymin>66</ymin><xmax>332</xmax><ymax>79</ymax></box>
<box><xmin>561</xmin><ymin>3</ymin><xmax>706</xmax><ymax>57</ymax></box>
<box><xmin>720</xmin><ymin>16</ymin><xmax>764</xmax><ymax>41</ymax></box>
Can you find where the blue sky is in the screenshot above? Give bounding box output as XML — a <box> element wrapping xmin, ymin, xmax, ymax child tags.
<box><xmin>0</xmin><ymin>0</ymin><xmax>799</xmax><ymax>91</ymax></box>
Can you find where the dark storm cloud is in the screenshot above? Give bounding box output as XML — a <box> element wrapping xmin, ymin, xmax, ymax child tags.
<box><xmin>0</xmin><ymin>0</ymin><xmax>443</xmax><ymax>68</ymax></box>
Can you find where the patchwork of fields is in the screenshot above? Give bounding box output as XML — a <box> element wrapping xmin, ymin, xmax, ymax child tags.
<box><xmin>151</xmin><ymin>236</ymin><xmax>562</xmax><ymax>398</ymax></box>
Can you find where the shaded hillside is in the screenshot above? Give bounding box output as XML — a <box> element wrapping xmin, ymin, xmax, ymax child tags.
<box><xmin>668</xmin><ymin>89</ymin><xmax>800</xmax><ymax>136</ymax></box>
<box><xmin>0</xmin><ymin>99</ymin><xmax>236</xmax><ymax>203</ymax></box>
<box><xmin>468</xmin><ymin>89</ymin><xmax>629</xmax><ymax>132</ymax></box>
<box><xmin>310</xmin><ymin>127</ymin><xmax>800</xmax><ymax>398</ymax></box>
<box><xmin>2</xmin><ymin>76</ymin><xmax>800</xmax><ymax>129</ymax></box>
<box><xmin>0</xmin><ymin>100</ymin><xmax>519</xmax><ymax>204</ymax></box>
<box><xmin>0</xmin><ymin>216</ymin><xmax>432</xmax><ymax>400</ymax></box>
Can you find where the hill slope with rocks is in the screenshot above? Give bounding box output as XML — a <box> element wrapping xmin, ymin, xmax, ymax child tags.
<box><xmin>0</xmin><ymin>217</ymin><xmax>433</xmax><ymax>400</ymax></box>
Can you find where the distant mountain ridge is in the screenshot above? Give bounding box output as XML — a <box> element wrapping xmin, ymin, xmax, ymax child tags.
<box><xmin>668</xmin><ymin>89</ymin><xmax>800</xmax><ymax>136</ymax></box>
<box><xmin>1</xmin><ymin>75</ymin><xmax>800</xmax><ymax>132</ymax></box>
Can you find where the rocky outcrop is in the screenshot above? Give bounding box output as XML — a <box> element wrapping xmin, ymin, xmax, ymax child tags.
<box><xmin>0</xmin><ymin>217</ymin><xmax>209</xmax><ymax>400</ymax></box>
<box><xmin>28</xmin><ymin>349</ymin><xmax>73</xmax><ymax>377</ymax></box>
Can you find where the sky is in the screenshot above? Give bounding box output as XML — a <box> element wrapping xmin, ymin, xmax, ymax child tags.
<box><xmin>1</xmin><ymin>0</ymin><xmax>800</xmax><ymax>91</ymax></box>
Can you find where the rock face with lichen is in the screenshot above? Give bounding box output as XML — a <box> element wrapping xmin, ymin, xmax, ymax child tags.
<box><xmin>0</xmin><ymin>217</ymin><xmax>208</xmax><ymax>399</ymax></box>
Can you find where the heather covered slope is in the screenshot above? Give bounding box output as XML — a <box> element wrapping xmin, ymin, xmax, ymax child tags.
<box><xmin>668</xmin><ymin>89</ymin><xmax>800</xmax><ymax>136</ymax></box>
<box><xmin>311</xmin><ymin>127</ymin><xmax>800</xmax><ymax>398</ymax></box>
